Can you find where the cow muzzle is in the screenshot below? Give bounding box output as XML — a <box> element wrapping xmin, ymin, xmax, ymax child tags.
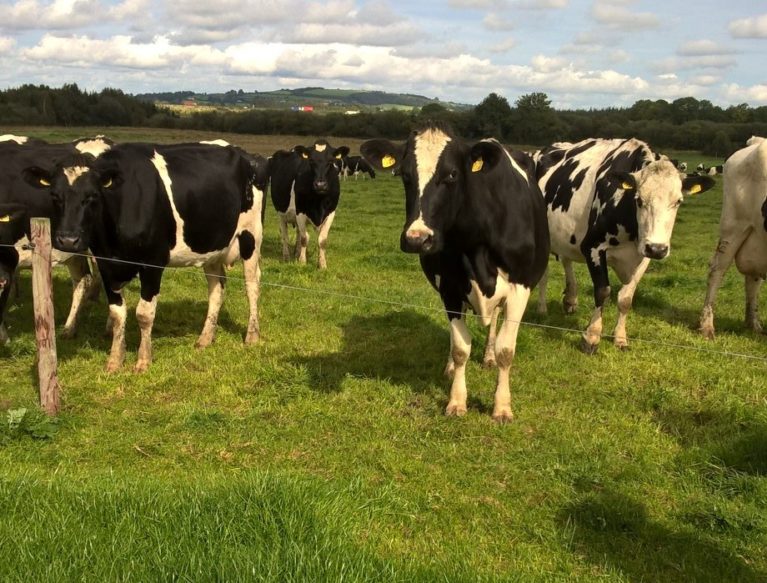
<box><xmin>55</xmin><ymin>232</ymin><xmax>85</xmax><ymax>252</ymax></box>
<box><xmin>401</xmin><ymin>228</ymin><xmax>435</xmax><ymax>254</ymax></box>
<box><xmin>313</xmin><ymin>180</ymin><xmax>329</xmax><ymax>193</ymax></box>
<box><xmin>643</xmin><ymin>243</ymin><xmax>669</xmax><ymax>260</ymax></box>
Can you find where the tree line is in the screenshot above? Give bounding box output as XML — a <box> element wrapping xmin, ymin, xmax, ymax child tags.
<box><xmin>2</xmin><ymin>84</ymin><xmax>766</xmax><ymax>157</ymax></box>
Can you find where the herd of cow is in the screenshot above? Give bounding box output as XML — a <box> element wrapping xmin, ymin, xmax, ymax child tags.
<box><xmin>1</xmin><ymin>128</ymin><xmax>765</xmax><ymax>421</ymax></box>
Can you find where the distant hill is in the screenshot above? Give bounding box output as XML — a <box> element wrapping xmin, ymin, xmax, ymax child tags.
<box><xmin>134</xmin><ymin>87</ymin><xmax>471</xmax><ymax>112</ymax></box>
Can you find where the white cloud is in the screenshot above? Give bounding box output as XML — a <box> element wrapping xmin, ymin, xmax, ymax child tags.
<box><xmin>531</xmin><ymin>54</ymin><xmax>567</xmax><ymax>73</ymax></box>
<box><xmin>0</xmin><ymin>37</ymin><xmax>16</xmax><ymax>53</ymax></box>
<box><xmin>652</xmin><ymin>54</ymin><xmax>737</xmax><ymax>74</ymax></box>
<box><xmin>677</xmin><ymin>40</ymin><xmax>735</xmax><ymax>56</ymax></box>
<box><xmin>488</xmin><ymin>38</ymin><xmax>516</xmax><ymax>53</ymax></box>
<box><xmin>723</xmin><ymin>83</ymin><xmax>767</xmax><ymax>104</ymax></box>
<box><xmin>591</xmin><ymin>0</ymin><xmax>659</xmax><ymax>30</ymax></box>
<box><xmin>483</xmin><ymin>13</ymin><xmax>515</xmax><ymax>31</ymax></box>
<box><xmin>0</xmin><ymin>0</ymin><xmax>104</xmax><ymax>30</ymax></box>
<box><xmin>728</xmin><ymin>13</ymin><xmax>767</xmax><ymax>38</ymax></box>
<box><xmin>448</xmin><ymin>0</ymin><xmax>507</xmax><ymax>8</ymax></box>
<box><xmin>513</xmin><ymin>0</ymin><xmax>568</xmax><ymax>8</ymax></box>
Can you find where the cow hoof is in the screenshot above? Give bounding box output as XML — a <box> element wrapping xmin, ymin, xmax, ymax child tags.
<box><xmin>482</xmin><ymin>357</ymin><xmax>497</xmax><ymax>369</ymax></box>
<box><xmin>133</xmin><ymin>361</ymin><xmax>150</xmax><ymax>374</ymax></box>
<box><xmin>537</xmin><ymin>305</ymin><xmax>548</xmax><ymax>316</ymax></box>
<box><xmin>445</xmin><ymin>403</ymin><xmax>467</xmax><ymax>417</ymax></box>
<box><xmin>492</xmin><ymin>410</ymin><xmax>514</xmax><ymax>424</ymax></box>
<box><xmin>244</xmin><ymin>331</ymin><xmax>260</xmax><ymax>345</ymax></box>
<box><xmin>580</xmin><ymin>337</ymin><xmax>599</xmax><ymax>355</ymax></box>
<box><xmin>614</xmin><ymin>339</ymin><xmax>629</xmax><ymax>351</ymax></box>
<box><xmin>563</xmin><ymin>302</ymin><xmax>578</xmax><ymax>315</ymax></box>
<box><xmin>60</xmin><ymin>327</ymin><xmax>76</xmax><ymax>340</ymax></box>
<box><xmin>700</xmin><ymin>326</ymin><xmax>715</xmax><ymax>340</ymax></box>
<box><xmin>105</xmin><ymin>360</ymin><xmax>123</xmax><ymax>373</ymax></box>
<box><xmin>195</xmin><ymin>337</ymin><xmax>213</xmax><ymax>349</ymax></box>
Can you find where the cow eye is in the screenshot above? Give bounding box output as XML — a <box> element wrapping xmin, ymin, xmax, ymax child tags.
<box><xmin>673</xmin><ymin>198</ymin><xmax>682</xmax><ymax>208</ymax></box>
<box><xmin>636</xmin><ymin>198</ymin><xmax>644</xmax><ymax>208</ymax></box>
<box><xmin>445</xmin><ymin>169</ymin><xmax>458</xmax><ymax>182</ymax></box>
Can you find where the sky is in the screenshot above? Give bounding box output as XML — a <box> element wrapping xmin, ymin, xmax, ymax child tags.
<box><xmin>0</xmin><ymin>0</ymin><xmax>765</xmax><ymax>109</ymax></box>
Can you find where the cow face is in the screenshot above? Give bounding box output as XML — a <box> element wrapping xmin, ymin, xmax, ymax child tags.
<box><xmin>294</xmin><ymin>141</ymin><xmax>349</xmax><ymax>194</ymax></box>
<box><xmin>363</xmin><ymin>126</ymin><xmax>503</xmax><ymax>255</ymax></box>
<box><xmin>610</xmin><ymin>160</ymin><xmax>714</xmax><ymax>259</ymax></box>
<box><xmin>23</xmin><ymin>156</ymin><xmax>114</xmax><ymax>252</ymax></box>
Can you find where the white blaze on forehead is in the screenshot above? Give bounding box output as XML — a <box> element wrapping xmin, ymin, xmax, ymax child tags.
<box><xmin>0</xmin><ymin>134</ymin><xmax>28</xmax><ymax>144</ymax></box>
<box><xmin>200</xmin><ymin>139</ymin><xmax>230</xmax><ymax>147</ymax></box>
<box><xmin>414</xmin><ymin>128</ymin><xmax>451</xmax><ymax>198</ymax></box>
<box><xmin>63</xmin><ymin>166</ymin><xmax>90</xmax><ymax>185</ymax></box>
<box><xmin>75</xmin><ymin>139</ymin><xmax>111</xmax><ymax>157</ymax></box>
<box><xmin>314</xmin><ymin>143</ymin><xmax>327</xmax><ymax>152</ymax></box>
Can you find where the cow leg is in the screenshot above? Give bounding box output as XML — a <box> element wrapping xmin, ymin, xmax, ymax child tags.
<box><xmin>612</xmin><ymin>257</ymin><xmax>651</xmax><ymax>350</ymax></box>
<box><xmin>582</xmin><ymin>251</ymin><xmax>610</xmax><ymax>354</ymax></box>
<box><xmin>295</xmin><ymin>213</ymin><xmax>309</xmax><ymax>264</ymax></box>
<box><xmin>446</xmin><ymin>314</ymin><xmax>471</xmax><ymax>416</ymax></box>
<box><xmin>493</xmin><ymin>284</ymin><xmax>530</xmax><ymax>423</ymax></box>
<box><xmin>562</xmin><ymin>258</ymin><xmax>578</xmax><ymax>314</ymax></box>
<box><xmin>105</xmin><ymin>290</ymin><xmax>128</xmax><ymax>373</ymax></box>
<box><xmin>482</xmin><ymin>307</ymin><xmax>500</xmax><ymax>367</ymax></box>
<box><xmin>317</xmin><ymin>211</ymin><xmax>336</xmax><ymax>270</ymax></box>
<box><xmin>195</xmin><ymin>263</ymin><xmax>225</xmax><ymax>349</ymax></box>
<box><xmin>744</xmin><ymin>275</ymin><xmax>764</xmax><ymax>333</ymax></box>
<box><xmin>536</xmin><ymin>266</ymin><xmax>548</xmax><ymax>314</ymax></box>
<box><xmin>700</xmin><ymin>230</ymin><xmax>749</xmax><ymax>339</ymax></box>
<box><xmin>60</xmin><ymin>256</ymin><xmax>94</xmax><ymax>339</ymax></box>
<box><xmin>0</xmin><ymin>279</ymin><xmax>11</xmax><ymax>345</ymax></box>
<box><xmin>134</xmin><ymin>268</ymin><xmax>163</xmax><ymax>373</ymax></box>
<box><xmin>278</xmin><ymin>212</ymin><xmax>291</xmax><ymax>262</ymax></box>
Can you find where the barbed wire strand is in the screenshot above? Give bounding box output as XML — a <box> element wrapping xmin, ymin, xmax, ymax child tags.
<box><xmin>2</xmin><ymin>241</ymin><xmax>766</xmax><ymax>363</ymax></box>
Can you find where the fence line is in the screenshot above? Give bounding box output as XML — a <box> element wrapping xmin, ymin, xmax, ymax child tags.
<box><xmin>2</xmin><ymin>241</ymin><xmax>766</xmax><ymax>363</ymax></box>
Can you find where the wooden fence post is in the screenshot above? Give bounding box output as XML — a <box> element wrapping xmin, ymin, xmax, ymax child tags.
<box><xmin>30</xmin><ymin>217</ymin><xmax>60</xmax><ymax>415</ymax></box>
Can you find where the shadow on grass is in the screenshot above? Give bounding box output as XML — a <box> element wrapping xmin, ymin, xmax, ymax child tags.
<box><xmin>292</xmin><ymin>309</ymin><xmax>448</xmax><ymax>394</ymax></box>
<box><xmin>560</xmin><ymin>490</ymin><xmax>766</xmax><ymax>583</ymax></box>
<box><xmin>653</xmin><ymin>405</ymin><xmax>767</xmax><ymax>476</ymax></box>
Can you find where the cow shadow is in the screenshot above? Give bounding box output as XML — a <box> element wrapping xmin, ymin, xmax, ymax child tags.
<box><xmin>559</xmin><ymin>489</ymin><xmax>766</xmax><ymax>583</ymax></box>
<box><xmin>291</xmin><ymin>310</ymin><xmax>449</xmax><ymax>395</ymax></box>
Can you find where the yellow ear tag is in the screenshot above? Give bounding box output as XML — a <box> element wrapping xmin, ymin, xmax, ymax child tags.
<box><xmin>39</xmin><ymin>177</ymin><xmax>51</xmax><ymax>186</ymax></box>
<box><xmin>688</xmin><ymin>183</ymin><xmax>702</xmax><ymax>195</ymax></box>
<box><xmin>0</xmin><ymin>215</ymin><xmax>10</xmax><ymax>223</ymax></box>
<box><xmin>301</xmin><ymin>152</ymin><xmax>309</xmax><ymax>159</ymax></box>
<box><xmin>103</xmin><ymin>178</ymin><xmax>113</xmax><ymax>188</ymax></box>
<box><xmin>381</xmin><ymin>155</ymin><xmax>396</xmax><ymax>168</ymax></box>
<box><xmin>472</xmin><ymin>158</ymin><xmax>484</xmax><ymax>173</ymax></box>
<box><xmin>621</xmin><ymin>181</ymin><xmax>633</xmax><ymax>190</ymax></box>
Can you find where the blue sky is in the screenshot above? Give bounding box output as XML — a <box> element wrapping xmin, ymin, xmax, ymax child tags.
<box><xmin>0</xmin><ymin>0</ymin><xmax>765</xmax><ymax>108</ymax></box>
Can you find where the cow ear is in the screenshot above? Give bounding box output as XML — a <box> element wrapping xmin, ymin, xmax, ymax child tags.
<box><xmin>293</xmin><ymin>145</ymin><xmax>311</xmax><ymax>159</ymax></box>
<box><xmin>608</xmin><ymin>172</ymin><xmax>636</xmax><ymax>192</ymax></box>
<box><xmin>468</xmin><ymin>141</ymin><xmax>504</xmax><ymax>174</ymax></box>
<box><xmin>333</xmin><ymin>146</ymin><xmax>350</xmax><ymax>159</ymax></box>
<box><xmin>22</xmin><ymin>166</ymin><xmax>53</xmax><ymax>189</ymax></box>
<box><xmin>360</xmin><ymin>139</ymin><xmax>404</xmax><ymax>171</ymax></box>
<box><xmin>682</xmin><ymin>174</ymin><xmax>715</xmax><ymax>197</ymax></box>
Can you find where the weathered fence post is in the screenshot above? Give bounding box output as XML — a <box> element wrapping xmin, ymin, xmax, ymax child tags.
<box><xmin>30</xmin><ymin>217</ymin><xmax>60</xmax><ymax>415</ymax></box>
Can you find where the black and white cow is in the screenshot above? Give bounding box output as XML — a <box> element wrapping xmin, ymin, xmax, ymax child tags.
<box><xmin>535</xmin><ymin>138</ymin><xmax>714</xmax><ymax>353</ymax></box>
<box><xmin>678</xmin><ymin>161</ymin><xmax>688</xmax><ymax>172</ymax></box>
<box><xmin>269</xmin><ymin>139</ymin><xmax>349</xmax><ymax>269</ymax></box>
<box><xmin>345</xmin><ymin>155</ymin><xmax>376</xmax><ymax>180</ymax></box>
<box><xmin>708</xmin><ymin>164</ymin><xmax>724</xmax><ymax>176</ymax></box>
<box><xmin>0</xmin><ymin>134</ymin><xmax>111</xmax><ymax>344</ymax></box>
<box><xmin>700</xmin><ymin>136</ymin><xmax>767</xmax><ymax>338</ymax></box>
<box><xmin>23</xmin><ymin>141</ymin><xmax>267</xmax><ymax>372</ymax></box>
<box><xmin>361</xmin><ymin>123</ymin><xmax>549</xmax><ymax>422</ymax></box>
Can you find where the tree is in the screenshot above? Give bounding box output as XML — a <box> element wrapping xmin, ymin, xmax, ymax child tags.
<box><xmin>472</xmin><ymin>92</ymin><xmax>512</xmax><ymax>139</ymax></box>
<box><xmin>511</xmin><ymin>92</ymin><xmax>560</xmax><ymax>145</ymax></box>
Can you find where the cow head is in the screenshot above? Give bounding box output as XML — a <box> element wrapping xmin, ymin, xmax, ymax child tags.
<box><xmin>293</xmin><ymin>140</ymin><xmax>349</xmax><ymax>194</ymax></box>
<box><xmin>362</xmin><ymin>124</ymin><xmax>507</xmax><ymax>254</ymax></box>
<box><xmin>0</xmin><ymin>203</ymin><xmax>27</xmax><ymax>289</ymax></box>
<box><xmin>23</xmin><ymin>154</ymin><xmax>114</xmax><ymax>252</ymax></box>
<box><xmin>608</xmin><ymin>160</ymin><xmax>714</xmax><ymax>259</ymax></box>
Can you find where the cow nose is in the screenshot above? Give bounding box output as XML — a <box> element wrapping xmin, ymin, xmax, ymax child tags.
<box><xmin>644</xmin><ymin>243</ymin><xmax>669</xmax><ymax>259</ymax></box>
<box><xmin>314</xmin><ymin>180</ymin><xmax>328</xmax><ymax>192</ymax></box>
<box><xmin>56</xmin><ymin>234</ymin><xmax>81</xmax><ymax>251</ymax></box>
<box><xmin>404</xmin><ymin>230</ymin><xmax>434</xmax><ymax>252</ymax></box>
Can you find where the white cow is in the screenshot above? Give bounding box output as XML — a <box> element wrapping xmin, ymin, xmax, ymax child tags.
<box><xmin>700</xmin><ymin>136</ymin><xmax>767</xmax><ymax>338</ymax></box>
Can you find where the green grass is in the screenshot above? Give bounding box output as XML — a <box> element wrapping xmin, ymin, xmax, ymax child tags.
<box><xmin>1</xmin><ymin>132</ymin><xmax>766</xmax><ymax>581</ymax></box>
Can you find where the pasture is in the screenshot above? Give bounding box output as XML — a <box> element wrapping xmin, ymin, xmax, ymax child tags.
<box><xmin>1</xmin><ymin>127</ymin><xmax>766</xmax><ymax>582</ymax></box>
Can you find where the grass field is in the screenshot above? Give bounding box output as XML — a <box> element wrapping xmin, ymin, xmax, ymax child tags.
<box><xmin>1</xmin><ymin>128</ymin><xmax>766</xmax><ymax>582</ymax></box>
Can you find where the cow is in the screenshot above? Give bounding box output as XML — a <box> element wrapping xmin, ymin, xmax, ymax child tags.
<box><xmin>269</xmin><ymin>139</ymin><xmax>349</xmax><ymax>269</ymax></box>
<box><xmin>700</xmin><ymin>136</ymin><xmax>767</xmax><ymax>339</ymax></box>
<box><xmin>696</xmin><ymin>162</ymin><xmax>707</xmax><ymax>173</ymax></box>
<box><xmin>22</xmin><ymin>141</ymin><xmax>267</xmax><ymax>373</ymax></box>
<box><xmin>708</xmin><ymin>164</ymin><xmax>724</xmax><ymax>176</ymax></box>
<box><xmin>0</xmin><ymin>135</ymin><xmax>111</xmax><ymax>345</ymax></box>
<box><xmin>361</xmin><ymin>123</ymin><xmax>549</xmax><ymax>422</ymax></box>
<box><xmin>679</xmin><ymin>162</ymin><xmax>688</xmax><ymax>172</ymax></box>
<box><xmin>346</xmin><ymin>155</ymin><xmax>376</xmax><ymax>180</ymax></box>
<box><xmin>535</xmin><ymin>138</ymin><xmax>714</xmax><ymax>353</ymax></box>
